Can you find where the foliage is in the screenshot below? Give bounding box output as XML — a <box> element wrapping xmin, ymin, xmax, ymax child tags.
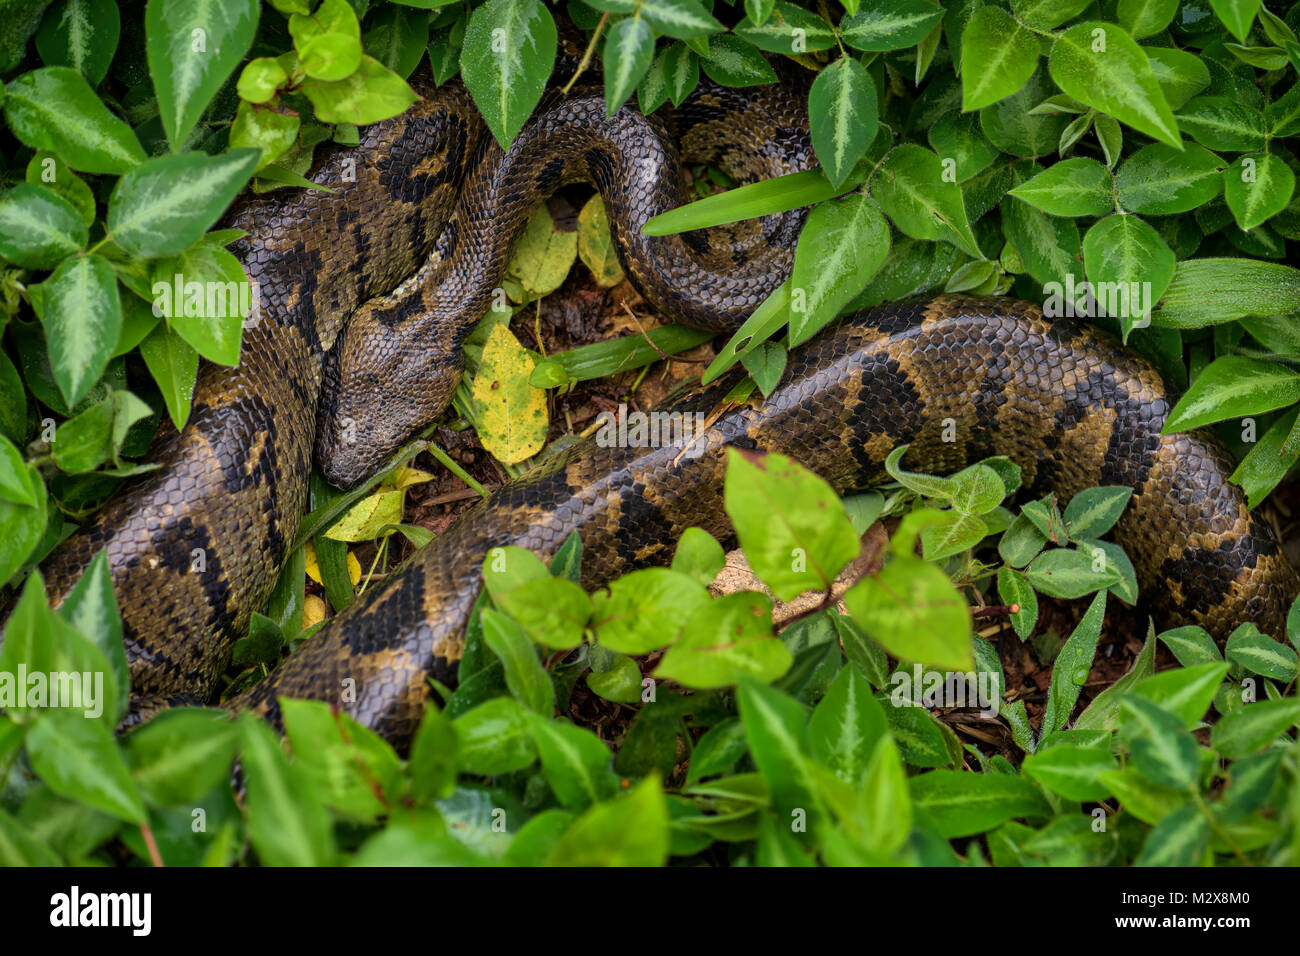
<box><xmin>2</xmin><ymin>1</ymin><xmax>1300</xmax><ymax>866</ymax></box>
<box><xmin>4</xmin><ymin>448</ymin><xmax>1300</xmax><ymax>865</ymax></box>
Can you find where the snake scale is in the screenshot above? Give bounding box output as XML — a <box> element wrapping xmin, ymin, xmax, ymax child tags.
<box><xmin>36</xmin><ymin>65</ymin><xmax>1298</xmax><ymax>747</ymax></box>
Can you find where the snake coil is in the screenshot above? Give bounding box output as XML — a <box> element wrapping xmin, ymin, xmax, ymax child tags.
<box><xmin>35</xmin><ymin>71</ymin><xmax>1296</xmax><ymax>745</ymax></box>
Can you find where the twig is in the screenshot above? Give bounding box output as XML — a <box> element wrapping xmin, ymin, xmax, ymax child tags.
<box><xmin>562</xmin><ymin>13</ymin><xmax>608</xmax><ymax>94</ymax></box>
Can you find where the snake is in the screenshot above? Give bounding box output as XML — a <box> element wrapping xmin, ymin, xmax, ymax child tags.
<box><xmin>34</xmin><ymin>66</ymin><xmax>1298</xmax><ymax>746</ymax></box>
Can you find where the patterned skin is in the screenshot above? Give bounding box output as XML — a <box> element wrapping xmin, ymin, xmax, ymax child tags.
<box><xmin>32</xmin><ymin>69</ymin><xmax>1296</xmax><ymax>745</ymax></box>
<box><xmin>235</xmin><ymin>297</ymin><xmax>1298</xmax><ymax>747</ymax></box>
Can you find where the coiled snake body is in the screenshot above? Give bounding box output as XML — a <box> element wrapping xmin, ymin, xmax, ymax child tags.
<box><xmin>38</xmin><ymin>71</ymin><xmax>1298</xmax><ymax>745</ymax></box>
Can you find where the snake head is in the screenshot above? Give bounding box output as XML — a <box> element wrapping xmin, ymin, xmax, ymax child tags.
<box><xmin>316</xmin><ymin>313</ymin><xmax>464</xmax><ymax>489</ymax></box>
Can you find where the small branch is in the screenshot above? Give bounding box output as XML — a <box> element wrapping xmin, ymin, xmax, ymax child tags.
<box><xmin>140</xmin><ymin>821</ymin><xmax>165</xmax><ymax>867</ymax></box>
<box><xmin>562</xmin><ymin>13</ymin><xmax>608</xmax><ymax>94</ymax></box>
<box><xmin>972</xmin><ymin>603</ymin><xmax>1020</xmax><ymax>619</ymax></box>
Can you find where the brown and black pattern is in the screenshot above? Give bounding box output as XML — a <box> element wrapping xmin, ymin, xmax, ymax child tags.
<box><xmin>234</xmin><ymin>297</ymin><xmax>1298</xmax><ymax>748</ymax></box>
<box><xmin>314</xmin><ymin>74</ymin><xmax>814</xmax><ymax>487</ymax></box>
<box><xmin>32</xmin><ymin>66</ymin><xmax>1297</xmax><ymax>746</ymax></box>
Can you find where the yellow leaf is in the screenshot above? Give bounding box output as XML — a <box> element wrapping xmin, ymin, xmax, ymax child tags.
<box><xmin>471</xmin><ymin>323</ymin><xmax>549</xmax><ymax>465</ymax></box>
<box><xmin>325</xmin><ymin>488</ymin><xmax>406</xmax><ymax>542</ymax></box>
<box><xmin>394</xmin><ymin>466</ymin><xmax>435</xmax><ymax>489</ymax></box>
<box><xmin>305</xmin><ymin>540</ymin><xmax>321</xmax><ymax>584</ymax></box>
<box><xmin>505</xmin><ymin>205</ymin><xmax>577</xmax><ymax>300</ymax></box>
<box><xmin>303</xmin><ymin>595</ymin><xmax>327</xmax><ymax>629</ymax></box>
<box><xmin>577</xmin><ymin>196</ymin><xmax>625</xmax><ymax>287</ymax></box>
<box><xmin>305</xmin><ymin>541</ymin><xmax>362</xmax><ymax>585</ymax></box>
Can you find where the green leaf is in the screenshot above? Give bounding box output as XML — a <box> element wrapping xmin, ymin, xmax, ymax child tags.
<box><xmin>289</xmin><ymin>0</ymin><xmax>361</xmax><ymax>80</ymax></box>
<box><xmin>38</xmin><ymin>253</ymin><xmax>121</xmax><ymax>407</ymax></box>
<box><xmin>808</xmin><ymin>57</ymin><xmax>878</xmax><ymax>189</ymax></box>
<box><xmin>36</xmin><ymin>0</ymin><xmax>121</xmax><ymax>86</ymax></box>
<box><xmin>0</xmin><ymin>435</ymin><xmax>36</xmax><ymax>507</ymax></box>
<box><xmin>482</xmin><ymin>547</ymin><xmax>590</xmax><ymax>650</ymax></box>
<box><xmin>808</xmin><ymin>666</ymin><xmax>887</xmax><ymax>784</ymax></box>
<box><xmin>239</xmin><ymin>714</ymin><xmax>334</xmax><ymax>865</ymax></box>
<box><xmin>634</xmin><ymin>0</ymin><xmax>722</xmax><ymax>39</ymax></box>
<box><xmin>2</xmin><ymin>66</ymin><xmax>145</xmax><ymax>174</ymax></box>
<box><xmin>1145</xmin><ymin>47</ymin><xmax>1210</xmax><ymax>111</ymax></box>
<box><xmin>300</xmin><ymin>54</ymin><xmax>418</xmax><ymax>125</ymax></box>
<box><xmin>125</xmin><ymin>708</ymin><xmax>237</xmax><ymax>805</ymax></box>
<box><xmin>643</xmin><ymin>168</ymin><xmax>856</xmax><ymax>236</ymax></box>
<box><xmin>591</xmin><ymin>567</ymin><xmax>710</xmax><ymax>655</ymax></box>
<box><xmin>788</xmin><ymin>193</ymin><xmax>890</xmax><ymax>346</ymax></box>
<box><xmin>25</xmin><ymin>151</ymin><xmax>96</xmax><ymax>227</ymax></box>
<box><xmin>1120</xmin><ymin>695</ymin><xmax>1199</xmax><ymax>788</ymax></box>
<box><xmin>146</xmin><ymin>0</ymin><xmax>259</xmax><ymax>151</ymax></box>
<box><xmin>840</xmin><ymin>0</ymin><xmax>945</xmax><ymax>52</ymax></box>
<box><xmin>1162</xmin><ymin>355</ymin><xmax>1300</xmax><ymax>433</ymax></box>
<box><xmin>997</xmin><ymin>567</ymin><xmax>1038</xmax><ymax>641</ymax></box>
<box><xmin>655</xmin><ymin>591</ymin><xmax>791</xmax><ymax>687</ymax></box>
<box><xmin>736</xmin><ymin>2</ymin><xmax>837</xmax><ymax>53</ymax></box>
<box><xmin>602</xmin><ymin>15</ymin><xmax>653</xmax><ymax>117</ymax></box>
<box><xmin>52</xmin><ymin>396</ymin><xmax>112</xmax><ymax>472</ymax></box>
<box><xmin>1081</xmin><ymin>214</ymin><xmax>1174</xmax><ymax>338</ymax></box>
<box><xmin>139</xmin><ymin>324</ymin><xmax>199</xmax><ymax>430</ymax></box>
<box><xmin>26</xmin><ymin>710</ymin><xmax>145</xmax><ymax>823</ymax></box>
<box><xmin>1209</xmin><ymin>0</ymin><xmax>1262</xmax><ymax>42</ymax></box>
<box><xmin>482</xmin><ymin>608</ymin><xmax>555</xmax><ymax>716</ymax></box>
<box><xmin>723</xmin><ymin>449</ymin><xmax>860</xmax><ymax>600</ymax></box>
<box><xmin>741</xmin><ymin>341</ymin><xmax>787</xmax><ymax>396</ymax></box>
<box><xmin>1135</xmin><ymin>803</ymin><xmax>1209</xmax><ymax>865</ymax></box>
<box><xmin>1176</xmin><ymin>96</ymin><xmax>1269</xmax><ymax>151</ymax></box>
<box><xmin>700</xmin><ymin>34</ymin><xmax>777</xmax><ymax>87</ymax></box>
<box><xmin>1026</xmin><ymin>548</ymin><xmax>1118</xmax><ymax>598</ymax></box>
<box><xmin>1063</xmin><ymin>486</ymin><xmax>1132</xmax><ymax>539</ymax></box>
<box><xmin>686</xmin><ymin>717</ymin><xmax>748</xmax><ymax>783</ymax></box>
<box><xmin>408</xmin><ymin>704</ymin><xmax>458</xmax><ymax>802</ymax></box>
<box><xmin>1154</xmin><ymin>258</ymin><xmax>1300</xmax><ymax>328</ymax></box>
<box><xmin>0</xmin><ymin>183</ymin><xmax>87</xmax><ymax>268</ymax></box>
<box><xmin>1159</xmin><ymin>625</ymin><xmax>1223</xmax><ymax>667</ymax></box>
<box><xmin>1012</xmin><ymin>0</ymin><xmax>1092</xmax><ymax>29</ymax></box>
<box><xmin>1210</xmin><ymin>698</ymin><xmax>1300</xmax><ymax>758</ymax></box>
<box><xmin>459</xmin><ymin>0</ymin><xmax>556</xmax><ymax>148</ymax></box>
<box><xmin>1022</xmin><ymin>744</ymin><xmax>1117</xmax><ymax>800</ymax></box>
<box><xmin>0</xmin><ymin>472</ymin><xmax>47</xmax><ymax>589</ymax></box>
<box><xmin>1076</xmin><ymin>624</ymin><xmax>1157</xmax><ymax>731</ymax></box>
<box><xmin>1048</xmin><ymin>22</ymin><xmax>1180</xmax><ymax>148</ymax></box>
<box><xmin>526</xmin><ymin>713</ymin><xmax>619</xmax><ymax>811</ymax></box>
<box><xmin>844</xmin><ymin>554</ymin><xmax>973</xmax><ymax>671</ymax></box>
<box><xmin>108</xmin><ymin>150</ymin><xmax>260</xmax><ymax>258</ymax></box>
<box><xmin>908</xmin><ymin>770</ymin><xmax>1048</xmax><ymax>838</ymax></box>
<box><xmin>1116</xmin><ymin>0</ymin><xmax>1179</xmax><ymax>37</ymax></box>
<box><xmin>1132</xmin><ymin>662</ymin><xmax>1230</xmax><ymax>728</ymax></box>
<box><xmin>150</xmin><ymin>238</ymin><xmax>251</xmax><ymax>365</ymax></box>
<box><xmin>979</xmin><ymin>68</ymin><xmax>1069</xmax><ymax>158</ymax></box>
<box><xmin>960</xmin><ymin>6</ymin><xmax>1038</xmax><ymax>111</ymax></box>
<box><xmin>1040</xmin><ymin>590</ymin><xmax>1106</xmax><ymax>736</ymax></box>
<box><xmin>670</xmin><ymin>527</ymin><xmax>725</xmax><ymax>586</ymax></box>
<box><xmin>363</xmin><ymin>3</ymin><xmax>428</xmax><ymax>78</ymax></box>
<box><xmin>229</xmin><ymin>101</ymin><xmax>300</xmax><ymax>171</ymax></box>
<box><xmin>1224</xmin><ymin>153</ymin><xmax>1295</xmax><ymax>231</ymax></box>
<box><xmin>452</xmin><ymin>697</ymin><xmax>537</xmax><ymax>775</ymax></box>
<box><xmin>1009</xmin><ymin>158</ymin><xmax>1114</xmax><ymax>217</ymax></box>
<box><xmin>546</xmin><ymin>776</ymin><xmax>669</xmax><ymax>866</ymax></box>
<box><xmin>871</xmin><ymin>143</ymin><xmax>981</xmax><ymax>257</ymax></box>
<box><xmin>737</xmin><ymin>678</ymin><xmax>815</xmax><ymax>815</ymax></box>
<box><xmin>1225</xmin><ymin>624</ymin><xmax>1298</xmax><ymax>680</ymax></box>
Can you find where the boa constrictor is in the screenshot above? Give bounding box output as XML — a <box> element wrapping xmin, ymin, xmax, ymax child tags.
<box><xmin>37</xmin><ymin>70</ymin><xmax>1296</xmax><ymax>746</ymax></box>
